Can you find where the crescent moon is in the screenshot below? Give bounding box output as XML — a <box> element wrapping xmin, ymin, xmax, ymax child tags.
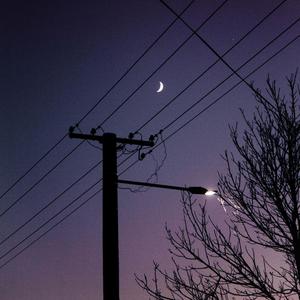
<box><xmin>156</xmin><ymin>81</ymin><xmax>164</xmax><ymax>93</ymax></box>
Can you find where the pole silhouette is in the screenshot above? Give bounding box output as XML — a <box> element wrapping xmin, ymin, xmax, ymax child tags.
<box><xmin>102</xmin><ymin>133</ymin><xmax>119</xmax><ymax>300</ymax></box>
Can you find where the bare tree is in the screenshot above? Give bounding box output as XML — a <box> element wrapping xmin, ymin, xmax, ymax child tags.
<box><xmin>136</xmin><ymin>72</ymin><xmax>300</xmax><ymax>300</ymax></box>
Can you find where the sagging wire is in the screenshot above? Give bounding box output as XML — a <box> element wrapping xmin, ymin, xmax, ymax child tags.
<box><xmin>146</xmin><ymin>130</ymin><xmax>167</xmax><ymax>183</ymax></box>
<box><xmin>119</xmin><ymin>131</ymin><xmax>144</xmax><ymax>155</ymax></box>
<box><xmin>118</xmin><ymin>131</ymin><xmax>153</xmax><ymax>158</ymax></box>
<box><xmin>119</xmin><ymin>130</ymin><xmax>168</xmax><ymax>193</ymax></box>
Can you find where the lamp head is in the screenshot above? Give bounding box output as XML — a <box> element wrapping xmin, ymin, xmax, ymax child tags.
<box><xmin>187</xmin><ymin>186</ymin><xmax>217</xmax><ymax>195</ymax></box>
<box><xmin>205</xmin><ymin>190</ymin><xmax>217</xmax><ymax>196</ymax></box>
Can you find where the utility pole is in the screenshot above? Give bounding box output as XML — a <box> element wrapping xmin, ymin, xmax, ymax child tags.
<box><xmin>69</xmin><ymin>128</ymin><xmax>154</xmax><ymax>300</ymax></box>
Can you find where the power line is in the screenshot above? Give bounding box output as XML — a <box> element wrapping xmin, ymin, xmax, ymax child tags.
<box><xmin>0</xmin><ymin>151</ymin><xmax>138</xmax><ymax>269</ymax></box>
<box><xmin>74</xmin><ymin>0</ymin><xmax>196</xmax><ymax>127</ymax></box>
<box><xmin>162</xmin><ymin>17</ymin><xmax>300</xmax><ymax>132</ymax></box>
<box><xmin>0</xmin><ymin>0</ymin><xmax>198</xmax><ymax>220</ymax></box>
<box><xmin>0</xmin><ymin>134</ymin><xmax>68</xmax><ymax>201</ymax></box>
<box><xmin>0</xmin><ymin>142</ymin><xmax>140</xmax><ymax>254</ymax></box>
<box><xmin>0</xmin><ymin>139</ymin><xmax>140</xmax><ymax>248</ymax></box>
<box><xmin>119</xmin><ymin>34</ymin><xmax>300</xmax><ymax>184</ymax></box>
<box><xmin>0</xmin><ymin>180</ymin><xmax>101</xmax><ymax>270</ymax></box>
<box><xmin>93</xmin><ymin>0</ymin><xmax>229</xmax><ymax>130</ymax></box>
<box><xmin>1</xmin><ymin>0</ymin><xmax>297</xmax><ymax>271</ymax></box>
<box><xmin>162</xmin><ymin>35</ymin><xmax>300</xmax><ymax>146</ymax></box>
<box><xmin>134</xmin><ymin>0</ymin><xmax>289</xmax><ymax>133</ymax></box>
<box><xmin>0</xmin><ymin>141</ymin><xmax>85</xmax><ymax>218</ymax></box>
<box><xmin>2</xmin><ymin>1</ymin><xmax>290</xmax><ymax>239</ymax></box>
<box><xmin>0</xmin><ymin>1</ymin><xmax>298</xmax><ymax>264</ymax></box>
<box><xmin>160</xmin><ymin>0</ymin><xmax>286</xmax><ymax>111</ymax></box>
<box><xmin>0</xmin><ymin>160</ymin><xmax>101</xmax><ymax>247</ymax></box>
<box><xmin>0</xmin><ymin>0</ymin><xmax>225</xmax><ymax>220</ymax></box>
<box><xmin>0</xmin><ymin>0</ymin><xmax>196</xmax><ymax>203</ymax></box>
<box><xmin>0</xmin><ymin>33</ymin><xmax>298</xmax><ymax>270</ymax></box>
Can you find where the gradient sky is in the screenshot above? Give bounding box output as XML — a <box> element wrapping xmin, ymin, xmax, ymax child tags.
<box><xmin>1</xmin><ymin>1</ymin><xmax>300</xmax><ymax>299</ymax></box>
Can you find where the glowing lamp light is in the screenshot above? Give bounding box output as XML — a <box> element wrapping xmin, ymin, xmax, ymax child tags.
<box><xmin>205</xmin><ymin>190</ymin><xmax>217</xmax><ymax>196</ymax></box>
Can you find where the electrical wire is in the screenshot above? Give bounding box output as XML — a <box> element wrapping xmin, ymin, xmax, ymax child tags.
<box><xmin>0</xmin><ymin>180</ymin><xmax>101</xmax><ymax>270</ymax></box>
<box><xmin>0</xmin><ymin>144</ymin><xmax>135</xmax><ymax>256</ymax></box>
<box><xmin>0</xmin><ymin>0</ymin><xmax>228</xmax><ymax>222</ymax></box>
<box><xmin>160</xmin><ymin>0</ymin><xmax>285</xmax><ymax>111</ymax></box>
<box><xmin>0</xmin><ymin>0</ymin><xmax>296</xmax><ymax>270</ymax></box>
<box><xmin>134</xmin><ymin>0</ymin><xmax>289</xmax><ymax>133</ymax></box>
<box><xmin>0</xmin><ymin>0</ymin><xmax>296</xmax><ymax>262</ymax></box>
<box><xmin>75</xmin><ymin>0</ymin><xmax>196</xmax><ymax>127</ymax></box>
<box><xmin>0</xmin><ymin>134</ymin><xmax>68</xmax><ymax>201</ymax></box>
<box><xmin>123</xmin><ymin>35</ymin><xmax>300</xmax><ymax>176</ymax></box>
<box><xmin>119</xmin><ymin>132</ymin><xmax>167</xmax><ymax>193</ymax></box>
<box><xmin>0</xmin><ymin>151</ymin><xmax>138</xmax><ymax>269</ymax></box>
<box><xmin>93</xmin><ymin>0</ymin><xmax>229</xmax><ymax>131</ymax></box>
<box><xmin>165</xmin><ymin>36</ymin><xmax>300</xmax><ymax>144</ymax></box>
<box><xmin>2</xmin><ymin>0</ymin><xmax>288</xmax><ymax>223</ymax></box>
<box><xmin>0</xmin><ymin>0</ymin><xmax>223</xmax><ymax>220</ymax></box>
<box><xmin>0</xmin><ymin>0</ymin><xmax>196</xmax><ymax>203</ymax></box>
<box><xmin>0</xmin><ymin>0</ymin><xmax>198</xmax><ymax>220</ymax></box>
<box><xmin>0</xmin><ymin>161</ymin><xmax>101</xmax><ymax>247</ymax></box>
<box><xmin>0</xmin><ymin>141</ymin><xmax>85</xmax><ymax>218</ymax></box>
<box><xmin>162</xmin><ymin>17</ymin><xmax>300</xmax><ymax>133</ymax></box>
<box><xmin>0</xmin><ymin>33</ymin><xmax>298</xmax><ymax>270</ymax></box>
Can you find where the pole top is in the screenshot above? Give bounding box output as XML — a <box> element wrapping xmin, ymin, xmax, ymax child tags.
<box><xmin>68</xmin><ymin>129</ymin><xmax>154</xmax><ymax>147</ymax></box>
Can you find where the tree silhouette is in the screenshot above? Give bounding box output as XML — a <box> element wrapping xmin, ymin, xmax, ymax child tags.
<box><xmin>136</xmin><ymin>72</ymin><xmax>300</xmax><ymax>300</ymax></box>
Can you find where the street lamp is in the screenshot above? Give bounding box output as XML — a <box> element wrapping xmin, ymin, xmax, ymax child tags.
<box><xmin>118</xmin><ymin>179</ymin><xmax>217</xmax><ymax>195</ymax></box>
<box><xmin>204</xmin><ymin>190</ymin><xmax>218</xmax><ymax>196</ymax></box>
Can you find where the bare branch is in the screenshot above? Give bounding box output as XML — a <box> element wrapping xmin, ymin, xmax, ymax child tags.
<box><xmin>138</xmin><ymin>72</ymin><xmax>300</xmax><ymax>300</ymax></box>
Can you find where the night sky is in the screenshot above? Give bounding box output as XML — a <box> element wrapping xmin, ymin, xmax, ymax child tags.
<box><xmin>1</xmin><ymin>1</ymin><xmax>300</xmax><ymax>299</ymax></box>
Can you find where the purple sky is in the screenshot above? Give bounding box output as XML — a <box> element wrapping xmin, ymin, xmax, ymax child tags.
<box><xmin>1</xmin><ymin>0</ymin><xmax>300</xmax><ymax>299</ymax></box>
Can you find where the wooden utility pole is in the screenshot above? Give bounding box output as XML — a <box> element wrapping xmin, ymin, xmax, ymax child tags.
<box><xmin>69</xmin><ymin>129</ymin><xmax>154</xmax><ymax>300</ymax></box>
